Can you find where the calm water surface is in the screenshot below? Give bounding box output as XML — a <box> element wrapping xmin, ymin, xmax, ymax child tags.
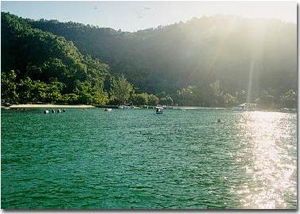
<box><xmin>1</xmin><ymin>108</ymin><xmax>297</xmax><ymax>209</ymax></box>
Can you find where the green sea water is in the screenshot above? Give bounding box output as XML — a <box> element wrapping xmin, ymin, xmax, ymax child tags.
<box><xmin>1</xmin><ymin>108</ymin><xmax>297</xmax><ymax>209</ymax></box>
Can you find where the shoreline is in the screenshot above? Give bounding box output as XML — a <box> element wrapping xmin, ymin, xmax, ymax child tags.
<box><xmin>6</xmin><ymin>104</ymin><xmax>95</xmax><ymax>109</ymax></box>
<box><xmin>2</xmin><ymin>104</ymin><xmax>296</xmax><ymax>113</ymax></box>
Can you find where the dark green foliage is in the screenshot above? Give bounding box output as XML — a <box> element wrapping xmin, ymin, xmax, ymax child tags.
<box><xmin>133</xmin><ymin>93</ymin><xmax>148</xmax><ymax>106</ymax></box>
<box><xmin>28</xmin><ymin>15</ymin><xmax>296</xmax><ymax>99</ymax></box>
<box><xmin>1</xmin><ymin>12</ymin><xmax>110</xmax><ymax>105</ymax></box>
<box><xmin>61</xmin><ymin>93</ymin><xmax>79</xmax><ymax>104</ymax></box>
<box><xmin>15</xmin><ymin>76</ymin><xmax>64</xmax><ymax>104</ymax></box>
<box><xmin>132</xmin><ymin>93</ymin><xmax>159</xmax><ymax>106</ymax></box>
<box><xmin>257</xmin><ymin>90</ymin><xmax>276</xmax><ymax>108</ymax></box>
<box><xmin>148</xmin><ymin>94</ymin><xmax>160</xmax><ymax>106</ymax></box>
<box><xmin>109</xmin><ymin>75</ymin><xmax>134</xmax><ymax>105</ymax></box>
<box><xmin>159</xmin><ymin>96</ymin><xmax>173</xmax><ymax>106</ymax></box>
<box><xmin>176</xmin><ymin>86</ymin><xmax>197</xmax><ymax>106</ymax></box>
<box><xmin>1</xmin><ymin>70</ymin><xmax>18</xmax><ymax>103</ymax></box>
<box><xmin>280</xmin><ymin>90</ymin><xmax>297</xmax><ymax>108</ymax></box>
<box><xmin>1</xmin><ymin>12</ymin><xmax>297</xmax><ymax>108</ymax></box>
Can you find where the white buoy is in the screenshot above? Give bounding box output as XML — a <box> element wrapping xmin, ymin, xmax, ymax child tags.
<box><xmin>57</xmin><ymin>109</ymin><xmax>62</xmax><ymax>113</ymax></box>
<box><xmin>52</xmin><ymin>110</ymin><xmax>55</xmax><ymax>113</ymax></box>
<box><xmin>44</xmin><ymin>110</ymin><xmax>49</xmax><ymax>114</ymax></box>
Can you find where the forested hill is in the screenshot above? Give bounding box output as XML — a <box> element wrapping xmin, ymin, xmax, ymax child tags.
<box><xmin>27</xmin><ymin>15</ymin><xmax>297</xmax><ymax>107</ymax></box>
<box><xmin>1</xmin><ymin>12</ymin><xmax>297</xmax><ymax>108</ymax></box>
<box><xmin>2</xmin><ymin>12</ymin><xmax>111</xmax><ymax>105</ymax></box>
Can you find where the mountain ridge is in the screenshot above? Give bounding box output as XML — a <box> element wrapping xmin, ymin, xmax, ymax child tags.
<box><xmin>1</xmin><ymin>12</ymin><xmax>297</xmax><ymax>108</ymax></box>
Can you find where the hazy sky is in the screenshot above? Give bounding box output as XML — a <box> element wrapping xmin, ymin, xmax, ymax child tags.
<box><xmin>1</xmin><ymin>1</ymin><xmax>297</xmax><ymax>32</ymax></box>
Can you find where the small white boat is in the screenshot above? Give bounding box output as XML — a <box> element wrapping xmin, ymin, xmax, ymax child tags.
<box><xmin>105</xmin><ymin>108</ymin><xmax>112</xmax><ymax>112</ymax></box>
<box><xmin>232</xmin><ymin>103</ymin><xmax>257</xmax><ymax>111</ymax></box>
<box><xmin>231</xmin><ymin>105</ymin><xmax>245</xmax><ymax>111</ymax></box>
<box><xmin>156</xmin><ymin>107</ymin><xmax>163</xmax><ymax>114</ymax></box>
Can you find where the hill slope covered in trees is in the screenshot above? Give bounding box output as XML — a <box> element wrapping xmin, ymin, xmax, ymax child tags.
<box><xmin>2</xmin><ymin>12</ymin><xmax>297</xmax><ymax>108</ymax></box>
<box><xmin>28</xmin><ymin>15</ymin><xmax>297</xmax><ymax>107</ymax></box>
<box><xmin>2</xmin><ymin>12</ymin><xmax>112</xmax><ymax>105</ymax></box>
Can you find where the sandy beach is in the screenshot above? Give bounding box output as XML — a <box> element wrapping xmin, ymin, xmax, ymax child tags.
<box><xmin>7</xmin><ymin>104</ymin><xmax>95</xmax><ymax>109</ymax></box>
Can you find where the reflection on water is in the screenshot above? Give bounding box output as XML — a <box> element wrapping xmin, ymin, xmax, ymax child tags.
<box><xmin>234</xmin><ymin>111</ymin><xmax>297</xmax><ymax>209</ymax></box>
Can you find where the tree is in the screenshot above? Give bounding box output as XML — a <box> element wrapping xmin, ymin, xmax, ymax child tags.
<box><xmin>133</xmin><ymin>93</ymin><xmax>149</xmax><ymax>106</ymax></box>
<box><xmin>110</xmin><ymin>75</ymin><xmax>133</xmax><ymax>104</ymax></box>
<box><xmin>236</xmin><ymin>90</ymin><xmax>246</xmax><ymax>104</ymax></box>
<box><xmin>159</xmin><ymin>98</ymin><xmax>167</xmax><ymax>105</ymax></box>
<box><xmin>75</xmin><ymin>81</ymin><xmax>93</xmax><ymax>104</ymax></box>
<box><xmin>30</xmin><ymin>80</ymin><xmax>48</xmax><ymax>103</ymax></box>
<box><xmin>166</xmin><ymin>96</ymin><xmax>173</xmax><ymax>106</ymax></box>
<box><xmin>45</xmin><ymin>82</ymin><xmax>64</xmax><ymax>103</ymax></box>
<box><xmin>1</xmin><ymin>70</ymin><xmax>18</xmax><ymax>103</ymax></box>
<box><xmin>257</xmin><ymin>90</ymin><xmax>275</xmax><ymax>108</ymax></box>
<box><xmin>61</xmin><ymin>93</ymin><xmax>79</xmax><ymax>104</ymax></box>
<box><xmin>18</xmin><ymin>77</ymin><xmax>34</xmax><ymax>103</ymax></box>
<box><xmin>223</xmin><ymin>93</ymin><xmax>238</xmax><ymax>107</ymax></box>
<box><xmin>176</xmin><ymin>86</ymin><xmax>196</xmax><ymax>106</ymax></box>
<box><xmin>280</xmin><ymin>89</ymin><xmax>296</xmax><ymax>108</ymax></box>
<box><xmin>209</xmin><ymin>80</ymin><xmax>221</xmax><ymax>97</ymax></box>
<box><xmin>92</xmin><ymin>90</ymin><xmax>109</xmax><ymax>105</ymax></box>
<box><xmin>148</xmin><ymin>94</ymin><xmax>159</xmax><ymax>106</ymax></box>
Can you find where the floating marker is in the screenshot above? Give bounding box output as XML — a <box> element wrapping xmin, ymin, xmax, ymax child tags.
<box><xmin>44</xmin><ymin>110</ymin><xmax>49</xmax><ymax>114</ymax></box>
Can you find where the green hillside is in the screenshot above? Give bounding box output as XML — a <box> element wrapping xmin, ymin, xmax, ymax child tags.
<box><xmin>1</xmin><ymin>12</ymin><xmax>297</xmax><ymax>108</ymax></box>
<box><xmin>1</xmin><ymin>12</ymin><xmax>110</xmax><ymax>105</ymax></box>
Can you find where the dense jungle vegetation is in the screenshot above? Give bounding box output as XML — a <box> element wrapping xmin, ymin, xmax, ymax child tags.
<box><xmin>1</xmin><ymin>12</ymin><xmax>297</xmax><ymax>108</ymax></box>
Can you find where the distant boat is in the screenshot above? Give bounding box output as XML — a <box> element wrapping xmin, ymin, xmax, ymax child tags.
<box><xmin>122</xmin><ymin>105</ymin><xmax>131</xmax><ymax>109</ymax></box>
<box><xmin>231</xmin><ymin>105</ymin><xmax>245</xmax><ymax>111</ymax></box>
<box><xmin>105</xmin><ymin>108</ymin><xmax>112</xmax><ymax>112</ymax></box>
<box><xmin>281</xmin><ymin>108</ymin><xmax>296</xmax><ymax>113</ymax></box>
<box><xmin>156</xmin><ymin>106</ymin><xmax>163</xmax><ymax>114</ymax></box>
<box><xmin>232</xmin><ymin>103</ymin><xmax>257</xmax><ymax>111</ymax></box>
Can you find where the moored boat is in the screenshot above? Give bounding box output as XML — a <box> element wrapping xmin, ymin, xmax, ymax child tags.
<box><xmin>232</xmin><ymin>103</ymin><xmax>257</xmax><ymax>111</ymax></box>
<box><xmin>156</xmin><ymin>106</ymin><xmax>163</xmax><ymax>114</ymax></box>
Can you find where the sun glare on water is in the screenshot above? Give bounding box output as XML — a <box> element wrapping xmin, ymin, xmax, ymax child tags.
<box><xmin>234</xmin><ymin>111</ymin><xmax>297</xmax><ymax>209</ymax></box>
